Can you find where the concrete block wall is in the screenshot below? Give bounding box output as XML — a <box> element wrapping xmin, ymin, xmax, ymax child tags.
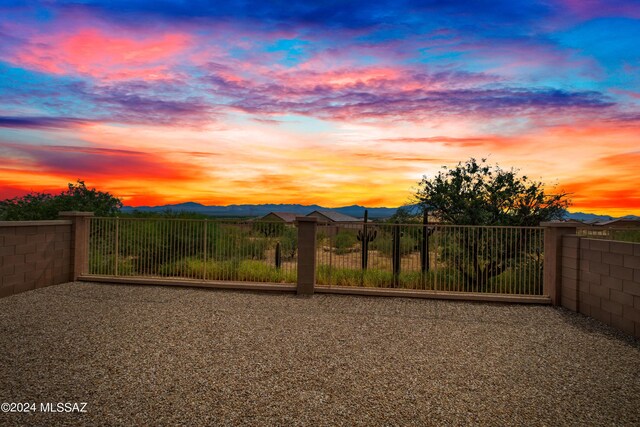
<box><xmin>0</xmin><ymin>220</ymin><xmax>72</xmax><ymax>298</ymax></box>
<box><xmin>561</xmin><ymin>235</ymin><xmax>640</xmax><ymax>338</ymax></box>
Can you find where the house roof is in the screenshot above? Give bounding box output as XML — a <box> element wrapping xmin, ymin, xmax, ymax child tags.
<box><xmin>307</xmin><ymin>210</ymin><xmax>361</xmax><ymax>222</ymax></box>
<box><xmin>593</xmin><ymin>218</ymin><xmax>640</xmax><ymax>227</ymax></box>
<box><xmin>261</xmin><ymin>212</ymin><xmax>298</xmax><ymax>223</ymax></box>
<box><xmin>562</xmin><ymin>219</ymin><xmax>585</xmax><ymax>224</ymax></box>
<box><xmin>584</xmin><ymin>219</ymin><xmax>601</xmax><ymax>225</ymax></box>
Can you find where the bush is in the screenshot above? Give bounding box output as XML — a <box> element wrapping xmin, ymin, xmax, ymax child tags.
<box><xmin>88</xmin><ymin>253</ymin><xmax>134</xmax><ymax>276</ymax></box>
<box><xmin>334</xmin><ymin>230</ymin><xmax>358</xmax><ymax>255</ymax></box>
<box><xmin>279</xmin><ymin>226</ymin><xmax>297</xmax><ymax>259</ymax></box>
<box><xmin>369</xmin><ymin>233</ymin><xmax>417</xmax><ymax>257</ymax></box>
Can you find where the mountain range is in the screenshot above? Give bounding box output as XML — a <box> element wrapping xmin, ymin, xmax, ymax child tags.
<box><xmin>122</xmin><ymin>202</ymin><xmax>640</xmax><ymax>222</ymax></box>
<box><xmin>121</xmin><ymin>202</ymin><xmax>397</xmax><ymax>218</ymax></box>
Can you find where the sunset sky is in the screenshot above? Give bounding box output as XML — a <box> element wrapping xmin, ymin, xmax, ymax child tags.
<box><xmin>1</xmin><ymin>1</ymin><xmax>639</xmax><ymax>215</ymax></box>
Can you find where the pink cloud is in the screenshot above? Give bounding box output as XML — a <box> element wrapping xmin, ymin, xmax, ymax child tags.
<box><xmin>11</xmin><ymin>29</ymin><xmax>191</xmax><ymax>81</ymax></box>
<box><xmin>611</xmin><ymin>89</ymin><xmax>640</xmax><ymax>100</ymax></box>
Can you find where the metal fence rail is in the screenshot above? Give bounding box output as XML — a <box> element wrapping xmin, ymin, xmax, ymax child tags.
<box><xmin>88</xmin><ymin>217</ymin><xmax>297</xmax><ymax>283</ymax></box>
<box><xmin>316</xmin><ymin>223</ymin><xmax>544</xmax><ymax>295</ymax></box>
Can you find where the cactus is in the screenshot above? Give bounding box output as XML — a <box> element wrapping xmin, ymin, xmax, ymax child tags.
<box><xmin>275</xmin><ymin>241</ymin><xmax>282</xmax><ymax>269</ymax></box>
<box><xmin>358</xmin><ymin>209</ymin><xmax>376</xmax><ymax>270</ymax></box>
<box><xmin>356</xmin><ymin>228</ymin><xmax>377</xmax><ymax>243</ymax></box>
<box><xmin>421</xmin><ymin>210</ymin><xmax>435</xmax><ymax>273</ymax></box>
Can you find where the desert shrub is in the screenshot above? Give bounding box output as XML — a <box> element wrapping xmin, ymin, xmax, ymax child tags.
<box><xmin>88</xmin><ymin>253</ymin><xmax>134</xmax><ymax>276</ymax></box>
<box><xmin>316</xmin><ymin>230</ymin><xmax>328</xmax><ymax>242</ymax></box>
<box><xmin>489</xmin><ymin>259</ymin><xmax>543</xmax><ymax>294</ymax></box>
<box><xmin>369</xmin><ymin>234</ymin><xmax>417</xmax><ymax>257</ymax></box>
<box><xmin>278</xmin><ymin>226</ymin><xmax>298</xmax><ymax>259</ymax></box>
<box><xmin>334</xmin><ymin>230</ymin><xmax>358</xmax><ymax>255</ymax></box>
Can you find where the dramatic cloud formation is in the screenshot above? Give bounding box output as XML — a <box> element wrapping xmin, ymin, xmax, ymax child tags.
<box><xmin>0</xmin><ymin>0</ymin><xmax>639</xmax><ymax>214</ymax></box>
<box><xmin>11</xmin><ymin>29</ymin><xmax>191</xmax><ymax>81</ymax></box>
<box><xmin>0</xmin><ymin>116</ymin><xmax>89</xmax><ymax>129</ymax></box>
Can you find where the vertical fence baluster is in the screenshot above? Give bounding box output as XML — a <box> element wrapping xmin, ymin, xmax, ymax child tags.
<box><xmin>114</xmin><ymin>218</ymin><xmax>119</xmax><ymax>276</ymax></box>
<box><xmin>203</xmin><ymin>220</ymin><xmax>207</xmax><ymax>281</ymax></box>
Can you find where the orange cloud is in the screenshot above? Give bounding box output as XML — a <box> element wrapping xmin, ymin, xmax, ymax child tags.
<box><xmin>0</xmin><ymin>137</ymin><xmax>214</xmax><ymax>207</ymax></box>
<box><xmin>2</xmin><ymin>116</ymin><xmax>639</xmax><ymax>214</ymax></box>
<box><xmin>559</xmin><ymin>151</ymin><xmax>640</xmax><ymax>214</ymax></box>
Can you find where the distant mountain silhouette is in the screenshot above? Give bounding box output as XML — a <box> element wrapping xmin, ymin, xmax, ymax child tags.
<box><xmin>564</xmin><ymin>211</ymin><xmax>640</xmax><ymax>222</ymax></box>
<box><xmin>121</xmin><ymin>202</ymin><xmax>397</xmax><ymax>218</ymax></box>
<box><xmin>121</xmin><ymin>203</ymin><xmax>640</xmax><ymax>222</ymax></box>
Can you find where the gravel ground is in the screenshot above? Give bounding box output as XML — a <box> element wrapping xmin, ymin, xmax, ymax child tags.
<box><xmin>1</xmin><ymin>282</ymin><xmax>639</xmax><ymax>426</ymax></box>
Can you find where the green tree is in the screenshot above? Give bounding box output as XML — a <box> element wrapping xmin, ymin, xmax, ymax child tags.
<box><xmin>413</xmin><ymin>158</ymin><xmax>570</xmax><ymax>291</ymax></box>
<box><xmin>0</xmin><ymin>180</ymin><xmax>122</xmax><ymax>220</ymax></box>
<box><xmin>415</xmin><ymin>158</ymin><xmax>569</xmax><ymax>226</ymax></box>
<box><xmin>388</xmin><ymin>205</ymin><xmax>422</xmax><ymax>224</ymax></box>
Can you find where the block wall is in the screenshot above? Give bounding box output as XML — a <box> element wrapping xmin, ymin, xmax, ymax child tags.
<box><xmin>0</xmin><ymin>221</ymin><xmax>72</xmax><ymax>298</ymax></box>
<box><xmin>561</xmin><ymin>235</ymin><xmax>640</xmax><ymax>338</ymax></box>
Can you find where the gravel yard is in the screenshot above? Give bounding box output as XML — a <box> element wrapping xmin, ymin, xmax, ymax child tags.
<box><xmin>1</xmin><ymin>282</ymin><xmax>639</xmax><ymax>426</ymax></box>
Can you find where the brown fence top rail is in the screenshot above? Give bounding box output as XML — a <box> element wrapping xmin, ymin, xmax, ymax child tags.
<box><xmin>95</xmin><ymin>217</ymin><xmax>543</xmax><ymax>230</ymax></box>
<box><xmin>0</xmin><ymin>220</ymin><xmax>73</xmax><ymax>227</ymax></box>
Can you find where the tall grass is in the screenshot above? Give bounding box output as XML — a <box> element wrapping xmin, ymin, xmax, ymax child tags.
<box><xmin>157</xmin><ymin>258</ymin><xmax>296</xmax><ymax>283</ymax></box>
<box><xmin>316</xmin><ymin>265</ymin><xmax>458</xmax><ymax>290</ymax></box>
<box><xmin>316</xmin><ymin>264</ymin><xmax>540</xmax><ymax>294</ymax></box>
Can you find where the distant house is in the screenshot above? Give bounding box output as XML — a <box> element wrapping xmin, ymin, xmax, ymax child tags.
<box><xmin>260</xmin><ymin>212</ymin><xmax>299</xmax><ymax>223</ymax></box>
<box><xmin>305</xmin><ymin>210</ymin><xmax>361</xmax><ymax>237</ymax></box>
<box><xmin>593</xmin><ymin>218</ymin><xmax>640</xmax><ymax>228</ymax></box>
<box><xmin>562</xmin><ymin>219</ymin><xmax>586</xmax><ymax>225</ymax></box>
<box><xmin>306</xmin><ymin>210</ymin><xmax>361</xmax><ymax>224</ymax></box>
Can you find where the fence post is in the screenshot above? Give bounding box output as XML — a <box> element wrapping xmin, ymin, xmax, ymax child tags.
<box><xmin>295</xmin><ymin>216</ymin><xmax>317</xmax><ymax>295</ymax></box>
<box><xmin>541</xmin><ymin>221</ymin><xmax>577</xmax><ymax>305</ymax></box>
<box><xmin>59</xmin><ymin>211</ymin><xmax>94</xmax><ymax>281</ymax></box>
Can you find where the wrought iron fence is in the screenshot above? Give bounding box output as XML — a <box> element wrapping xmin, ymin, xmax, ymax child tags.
<box><xmin>88</xmin><ymin>217</ymin><xmax>297</xmax><ymax>283</ymax></box>
<box><xmin>88</xmin><ymin>217</ymin><xmax>545</xmax><ymax>294</ymax></box>
<box><xmin>316</xmin><ymin>223</ymin><xmax>544</xmax><ymax>294</ymax></box>
<box><xmin>577</xmin><ymin>227</ymin><xmax>640</xmax><ymax>243</ymax></box>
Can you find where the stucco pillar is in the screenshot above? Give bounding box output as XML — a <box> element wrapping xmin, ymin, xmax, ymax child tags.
<box><xmin>59</xmin><ymin>211</ymin><xmax>94</xmax><ymax>281</ymax></box>
<box><xmin>295</xmin><ymin>216</ymin><xmax>317</xmax><ymax>295</ymax></box>
<box><xmin>541</xmin><ymin>221</ymin><xmax>578</xmax><ymax>305</ymax></box>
